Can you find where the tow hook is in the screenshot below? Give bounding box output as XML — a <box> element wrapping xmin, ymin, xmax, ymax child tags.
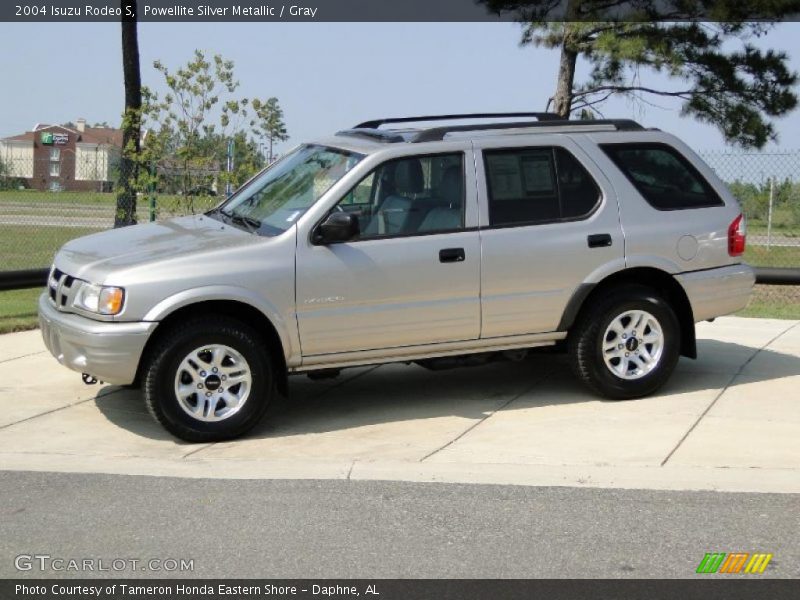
<box><xmin>81</xmin><ymin>373</ymin><xmax>98</xmax><ymax>385</ymax></box>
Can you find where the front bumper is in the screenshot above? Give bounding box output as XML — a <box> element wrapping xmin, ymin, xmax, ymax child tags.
<box><xmin>38</xmin><ymin>293</ymin><xmax>157</xmax><ymax>385</ymax></box>
<box><xmin>675</xmin><ymin>263</ymin><xmax>756</xmax><ymax>322</ymax></box>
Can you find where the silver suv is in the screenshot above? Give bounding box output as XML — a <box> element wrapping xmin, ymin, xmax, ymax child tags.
<box><xmin>39</xmin><ymin>113</ymin><xmax>755</xmax><ymax>441</ymax></box>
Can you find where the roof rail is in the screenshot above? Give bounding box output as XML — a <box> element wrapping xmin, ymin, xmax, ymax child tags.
<box><xmin>410</xmin><ymin>119</ymin><xmax>644</xmax><ymax>142</ymax></box>
<box><xmin>355</xmin><ymin>112</ymin><xmax>561</xmax><ymax>129</ymax></box>
<box><xmin>335</xmin><ymin>128</ymin><xmax>407</xmax><ymax>143</ymax></box>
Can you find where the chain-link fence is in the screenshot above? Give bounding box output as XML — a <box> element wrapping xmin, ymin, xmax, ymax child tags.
<box><xmin>699</xmin><ymin>149</ymin><xmax>800</xmax><ymax>312</ymax></box>
<box><xmin>0</xmin><ymin>157</ymin><xmax>220</xmax><ymax>273</ymax></box>
<box><xmin>1</xmin><ymin>148</ymin><xmax>799</xmax><ymax>312</ymax></box>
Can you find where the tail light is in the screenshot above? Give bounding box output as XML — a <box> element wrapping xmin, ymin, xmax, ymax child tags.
<box><xmin>728</xmin><ymin>213</ymin><xmax>746</xmax><ymax>257</ymax></box>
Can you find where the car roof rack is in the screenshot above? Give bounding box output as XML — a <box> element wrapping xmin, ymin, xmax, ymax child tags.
<box><xmin>411</xmin><ymin>118</ymin><xmax>645</xmax><ymax>142</ymax></box>
<box><xmin>335</xmin><ymin>128</ymin><xmax>408</xmax><ymax>143</ymax></box>
<box><xmin>354</xmin><ymin>112</ymin><xmax>562</xmax><ymax>129</ymax></box>
<box><xmin>335</xmin><ymin>114</ymin><xmax>644</xmax><ymax>144</ymax></box>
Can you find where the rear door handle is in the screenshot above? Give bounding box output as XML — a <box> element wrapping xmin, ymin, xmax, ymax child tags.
<box><xmin>587</xmin><ymin>234</ymin><xmax>612</xmax><ymax>248</ymax></box>
<box><xmin>439</xmin><ymin>248</ymin><xmax>465</xmax><ymax>263</ymax></box>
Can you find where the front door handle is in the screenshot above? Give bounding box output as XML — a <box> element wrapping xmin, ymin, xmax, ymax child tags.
<box><xmin>439</xmin><ymin>248</ymin><xmax>465</xmax><ymax>263</ymax></box>
<box><xmin>587</xmin><ymin>234</ymin><xmax>612</xmax><ymax>248</ymax></box>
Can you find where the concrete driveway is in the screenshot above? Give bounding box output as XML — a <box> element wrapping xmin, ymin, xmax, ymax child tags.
<box><xmin>0</xmin><ymin>316</ymin><xmax>798</xmax><ymax>493</ymax></box>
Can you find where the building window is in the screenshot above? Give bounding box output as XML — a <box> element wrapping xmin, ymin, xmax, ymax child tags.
<box><xmin>49</xmin><ymin>162</ymin><xmax>60</xmax><ymax>177</ymax></box>
<box><xmin>49</xmin><ymin>148</ymin><xmax>60</xmax><ymax>162</ymax></box>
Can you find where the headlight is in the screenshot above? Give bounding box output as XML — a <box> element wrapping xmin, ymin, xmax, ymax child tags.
<box><xmin>73</xmin><ymin>283</ymin><xmax>125</xmax><ymax>315</ymax></box>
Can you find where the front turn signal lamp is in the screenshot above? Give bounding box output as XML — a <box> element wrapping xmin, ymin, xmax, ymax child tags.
<box><xmin>73</xmin><ymin>284</ymin><xmax>125</xmax><ymax>316</ymax></box>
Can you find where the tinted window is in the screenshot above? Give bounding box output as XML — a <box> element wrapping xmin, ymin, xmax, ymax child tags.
<box><xmin>601</xmin><ymin>143</ymin><xmax>723</xmax><ymax>210</ymax></box>
<box><xmin>555</xmin><ymin>148</ymin><xmax>602</xmax><ymax>218</ymax></box>
<box><xmin>334</xmin><ymin>153</ymin><xmax>464</xmax><ymax>239</ymax></box>
<box><xmin>484</xmin><ymin>147</ymin><xmax>600</xmax><ymax>226</ymax></box>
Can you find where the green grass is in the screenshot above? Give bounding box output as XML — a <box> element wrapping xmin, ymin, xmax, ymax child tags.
<box><xmin>0</xmin><ymin>189</ymin><xmax>219</xmax><ymax>208</ymax></box>
<box><xmin>0</xmin><ymin>189</ymin><xmax>119</xmax><ymax>205</ymax></box>
<box><xmin>737</xmin><ymin>285</ymin><xmax>800</xmax><ymax>319</ymax></box>
<box><xmin>0</xmin><ymin>224</ymin><xmax>101</xmax><ymax>270</ymax></box>
<box><xmin>0</xmin><ymin>288</ymin><xmax>41</xmax><ymax>334</ymax></box>
<box><xmin>743</xmin><ymin>244</ymin><xmax>800</xmax><ymax>268</ymax></box>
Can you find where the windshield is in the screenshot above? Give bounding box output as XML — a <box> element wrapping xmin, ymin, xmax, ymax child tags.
<box><xmin>213</xmin><ymin>144</ymin><xmax>364</xmax><ymax>235</ymax></box>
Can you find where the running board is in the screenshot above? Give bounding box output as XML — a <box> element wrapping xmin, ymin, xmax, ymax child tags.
<box><xmin>292</xmin><ymin>332</ymin><xmax>566</xmax><ymax>372</ymax></box>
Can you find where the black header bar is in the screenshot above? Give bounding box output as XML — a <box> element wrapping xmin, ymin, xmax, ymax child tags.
<box><xmin>4</xmin><ymin>0</ymin><xmax>800</xmax><ymax>23</ymax></box>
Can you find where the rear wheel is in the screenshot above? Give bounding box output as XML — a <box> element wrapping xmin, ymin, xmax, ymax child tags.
<box><xmin>143</xmin><ymin>316</ymin><xmax>274</xmax><ymax>442</ymax></box>
<box><xmin>568</xmin><ymin>286</ymin><xmax>681</xmax><ymax>399</ymax></box>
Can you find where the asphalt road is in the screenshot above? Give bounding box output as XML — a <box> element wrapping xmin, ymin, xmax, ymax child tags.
<box><xmin>1</xmin><ymin>471</ymin><xmax>797</xmax><ymax>579</ymax></box>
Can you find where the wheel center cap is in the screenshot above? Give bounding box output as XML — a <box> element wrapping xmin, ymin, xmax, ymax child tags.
<box><xmin>204</xmin><ymin>374</ymin><xmax>222</xmax><ymax>391</ymax></box>
<box><xmin>625</xmin><ymin>337</ymin><xmax>639</xmax><ymax>352</ymax></box>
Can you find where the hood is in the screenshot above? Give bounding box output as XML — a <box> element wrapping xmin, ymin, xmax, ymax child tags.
<box><xmin>55</xmin><ymin>215</ymin><xmax>261</xmax><ymax>283</ymax></box>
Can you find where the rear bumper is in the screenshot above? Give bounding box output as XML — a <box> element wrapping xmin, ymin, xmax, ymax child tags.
<box><xmin>38</xmin><ymin>293</ymin><xmax>157</xmax><ymax>385</ymax></box>
<box><xmin>676</xmin><ymin>264</ymin><xmax>756</xmax><ymax>322</ymax></box>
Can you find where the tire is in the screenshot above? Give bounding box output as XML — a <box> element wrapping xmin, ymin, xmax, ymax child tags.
<box><xmin>143</xmin><ymin>316</ymin><xmax>275</xmax><ymax>442</ymax></box>
<box><xmin>568</xmin><ymin>285</ymin><xmax>681</xmax><ymax>399</ymax></box>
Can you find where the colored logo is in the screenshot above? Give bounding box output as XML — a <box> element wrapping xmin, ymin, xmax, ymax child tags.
<box><xmin>696</xmin><ymin>552</ymin><xmax>773</xmax><ymax>574</ymax></box>
<box><xmin>40</xmin><ymin>132</ymin><xmax>68</xmax><ymax>145</ymax></box>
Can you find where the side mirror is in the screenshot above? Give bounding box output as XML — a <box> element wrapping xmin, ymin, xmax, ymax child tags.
<box><xmin>314</xmin><ymin>211</ymin><xmax>360</xmax><ymax>244</ymax></box>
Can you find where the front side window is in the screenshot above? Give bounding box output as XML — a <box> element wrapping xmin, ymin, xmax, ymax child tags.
<box><xmin>601</xmin><ymin>143</ymin><xmax>723</xmax><ymax>210</ymax></box>
<box><xmin>215</xmin><ymin>144</ymin><xmax>363</xmax><ymax>236</ymax></box>
<box><xmin>333</xmin><ymin>153</ymin><xmax>465</xmax><ymax>239</ymax></box>
<box><xmin>49</xmin><ymin>162</ymin><xmax>60</xmax><ymax>176</ymax></box>
<box><xmin>49</xmin><ymin>148</ymin><xmax>60</xmax><ymax>161</ymax></box>
<box><xmin>484</xmin><ymin>146</ymin><xmax>600</xmax><ymax>226</ymax></box>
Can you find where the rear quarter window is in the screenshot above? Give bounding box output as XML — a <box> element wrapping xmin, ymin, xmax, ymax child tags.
<box><xmin>600</xmin><ymin>143</ymin><xmax>724</xmax><ymax>210</ymax></box>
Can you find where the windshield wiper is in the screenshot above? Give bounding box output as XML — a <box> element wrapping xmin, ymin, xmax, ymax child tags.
<box><xmin>218</xmin><ymin>209</ymin><xmax>261</xmax><ymax>234</ymax></box>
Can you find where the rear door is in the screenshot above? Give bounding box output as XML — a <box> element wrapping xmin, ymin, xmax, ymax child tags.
<box><xmin>475</xmin><ymin>135</ymin><xmax>624</xmax><ymax>337</ymax></box>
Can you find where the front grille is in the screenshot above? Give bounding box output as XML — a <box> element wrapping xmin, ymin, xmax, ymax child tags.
<box><xmin>48</xmin><ymin>268</ymin><xmax>79</xmax><ymax>311</ymax></box>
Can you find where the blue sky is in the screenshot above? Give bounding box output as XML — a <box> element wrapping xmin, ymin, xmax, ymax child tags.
<box><xmin>1</xmin><ymin>22</ymin><xmax>798</xmax><ymax>152</ymax></box>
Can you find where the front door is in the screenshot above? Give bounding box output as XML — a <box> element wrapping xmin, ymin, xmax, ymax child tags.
<box><xmin>296</xmin><ymin>149</ymin><xmax>481</xmax><ymax>356</ymax></box>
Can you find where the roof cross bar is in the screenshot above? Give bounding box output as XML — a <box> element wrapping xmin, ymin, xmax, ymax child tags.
<box><xmin>355</xmin><ymin>112</ymin><xmax>562</xmax><ymax>129</ymax></box>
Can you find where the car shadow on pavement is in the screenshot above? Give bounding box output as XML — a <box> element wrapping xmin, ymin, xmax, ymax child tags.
<box><xmin>92</xmin><ymin>339</ymin><xmax>800</xmax><ymax>443</ymax></box>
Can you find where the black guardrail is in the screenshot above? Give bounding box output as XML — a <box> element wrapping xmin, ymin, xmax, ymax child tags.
<box><xmin>754</xmin><ymin>267</ymin><xmax>800</xmax><ymax>286</ymax></box>
<box><xmin>0</xmin><ymin>268</ymin><xmax>49</xmax><ymax>291</ymax></box>
<box><xmin>0</xmin><ymin>266</ymin><xmax>799</xmax><ymax>293</ymax></box>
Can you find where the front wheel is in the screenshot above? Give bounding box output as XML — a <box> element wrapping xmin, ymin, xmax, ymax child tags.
<box><xmin>568</xmin><ymin>286</ymin><xmax>681</xmax><ymax>399</ymax></box>
<box><xmin>143</xmin><ymin>316</ymin><xmax>274</xmax><ymax>442</ymax></box>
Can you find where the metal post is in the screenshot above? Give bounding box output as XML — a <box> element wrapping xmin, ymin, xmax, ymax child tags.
<box><xmin>149</xmin><ymin>161</ymin><xmax>156</xmax><ymax>222</ymax></box>
<box><xmin>767</xmin><ymin>177</ymin><xmax>774</xmax><ymax>250</ymax></box>
<box><xmin>226</xmin><ymin>139</ymin><xmax>235</xmax><ymax>198</ymax></box>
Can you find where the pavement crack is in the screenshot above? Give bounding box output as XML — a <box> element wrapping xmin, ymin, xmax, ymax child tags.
<box><xmin>182</xmin><ymin>443</ymin><xmax>216</xmax><ymax>459</ymax></box>
<box><xmin>0</xmin><ymin>350</ymin><xmax>46</xmax><ymax>365</ymax></box>
<box><xmin>419</xmin><ymin>373</ymin><xmax>549</xmax><ymax>463</ymax></box>
<box><xmin>0</xmin><ymin>387</ymin><xmax>126</xmax><ymax>431</ymax></box>
<box><xmin>660</xmin><ymin>320</ymin><xmax>800</xmax><ymax>467</ymax></box>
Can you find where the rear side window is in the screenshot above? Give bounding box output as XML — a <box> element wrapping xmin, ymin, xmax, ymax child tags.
<box><xmin>484</xmin><ymin>146</ymin><xmax>600</xmax><ymax>227</ymax></box>
<box><xmin>601</xmin><ymin>143</ymin><xmax>723</xmax><ymax>210</ymax></box>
